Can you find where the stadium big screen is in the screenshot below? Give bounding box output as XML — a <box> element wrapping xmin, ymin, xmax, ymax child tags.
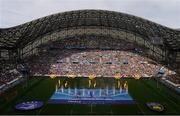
<box><xmin>0</xmin><ymin>10</ymin><xmax>180</xmax><ymax>115</ymax></box>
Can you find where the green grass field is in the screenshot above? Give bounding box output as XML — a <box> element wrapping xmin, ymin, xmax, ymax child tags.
<box><xmin>0</xmin><ymin>77</ymin><xmax>180</xmax><ymax>115</ymax></box>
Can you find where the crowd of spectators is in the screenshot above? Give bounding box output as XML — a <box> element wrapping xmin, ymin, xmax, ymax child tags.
<box><xmin>0</xmin><ymin>61</ymin><xmax>22</xmax><ymax>87</ymax></box>
<box><xmin>25</xmin><ymin>36</ymin><xmax>179</xmax><ymax>86</ymax></box>
<box><xmin>1</xmin><ymin>35</ymin><xmax>179</xmax><ymax>93</ymax></box>
<box><xmin>25</xmin><ymin>36</ymin><xmax>177</xmax><ymax>79</ymax></box>
<box><xmin>26</xmin><ymin>46</ymin><xmax>175</xmax><ymax>78</ymax></box>
<box><xmin>25</xmin><ymin>44</ymin><xmax>180</xmax><ymax>91</ymax></box>
<box><xmin>164</xmin><ymin>74</ymin><xmax>180</xmax><ymax>85</ymax></box>
<box><xmin>49</xmin><ymin>50</ymin><xmax>176</xmax><ymax>78</ymax></box>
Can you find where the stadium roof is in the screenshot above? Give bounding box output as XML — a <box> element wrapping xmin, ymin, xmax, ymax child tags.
<box><xmin>0</xmin><ymin>10</ymin><xmax>180</xmax><ymax>50</ymax></box>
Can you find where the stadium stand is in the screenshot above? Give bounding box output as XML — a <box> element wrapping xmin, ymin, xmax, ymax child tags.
<box><xmin>165</xmin><ymin>74</ymin><xmax>180</xmax><ymax>85</ymax></box>
<box><xmin>23</xmin><ymin>38</ymin><xmax>176</xmax><ymax>78</ymax></box>
<box><xmin>0</xmin><ymin>61</ymin><xmax>23</xmax><ymax>93</ymax></box>
<box><xmin>0</xmin><ymin>10</ymin><xmax>179</xmax><ymax>93</ymax></box>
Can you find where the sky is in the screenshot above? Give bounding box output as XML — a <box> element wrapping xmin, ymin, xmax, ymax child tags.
<box><xmin>0</xmin><ymin>0</ymin><xmax>180</xmax><ymax>29</ymax></box>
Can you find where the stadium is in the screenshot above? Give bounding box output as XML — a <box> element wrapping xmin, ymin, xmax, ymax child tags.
<box><xmin>0</xmin><ymin>9</ymin><xmax>180</xmax><ymax>115</ymax></box>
